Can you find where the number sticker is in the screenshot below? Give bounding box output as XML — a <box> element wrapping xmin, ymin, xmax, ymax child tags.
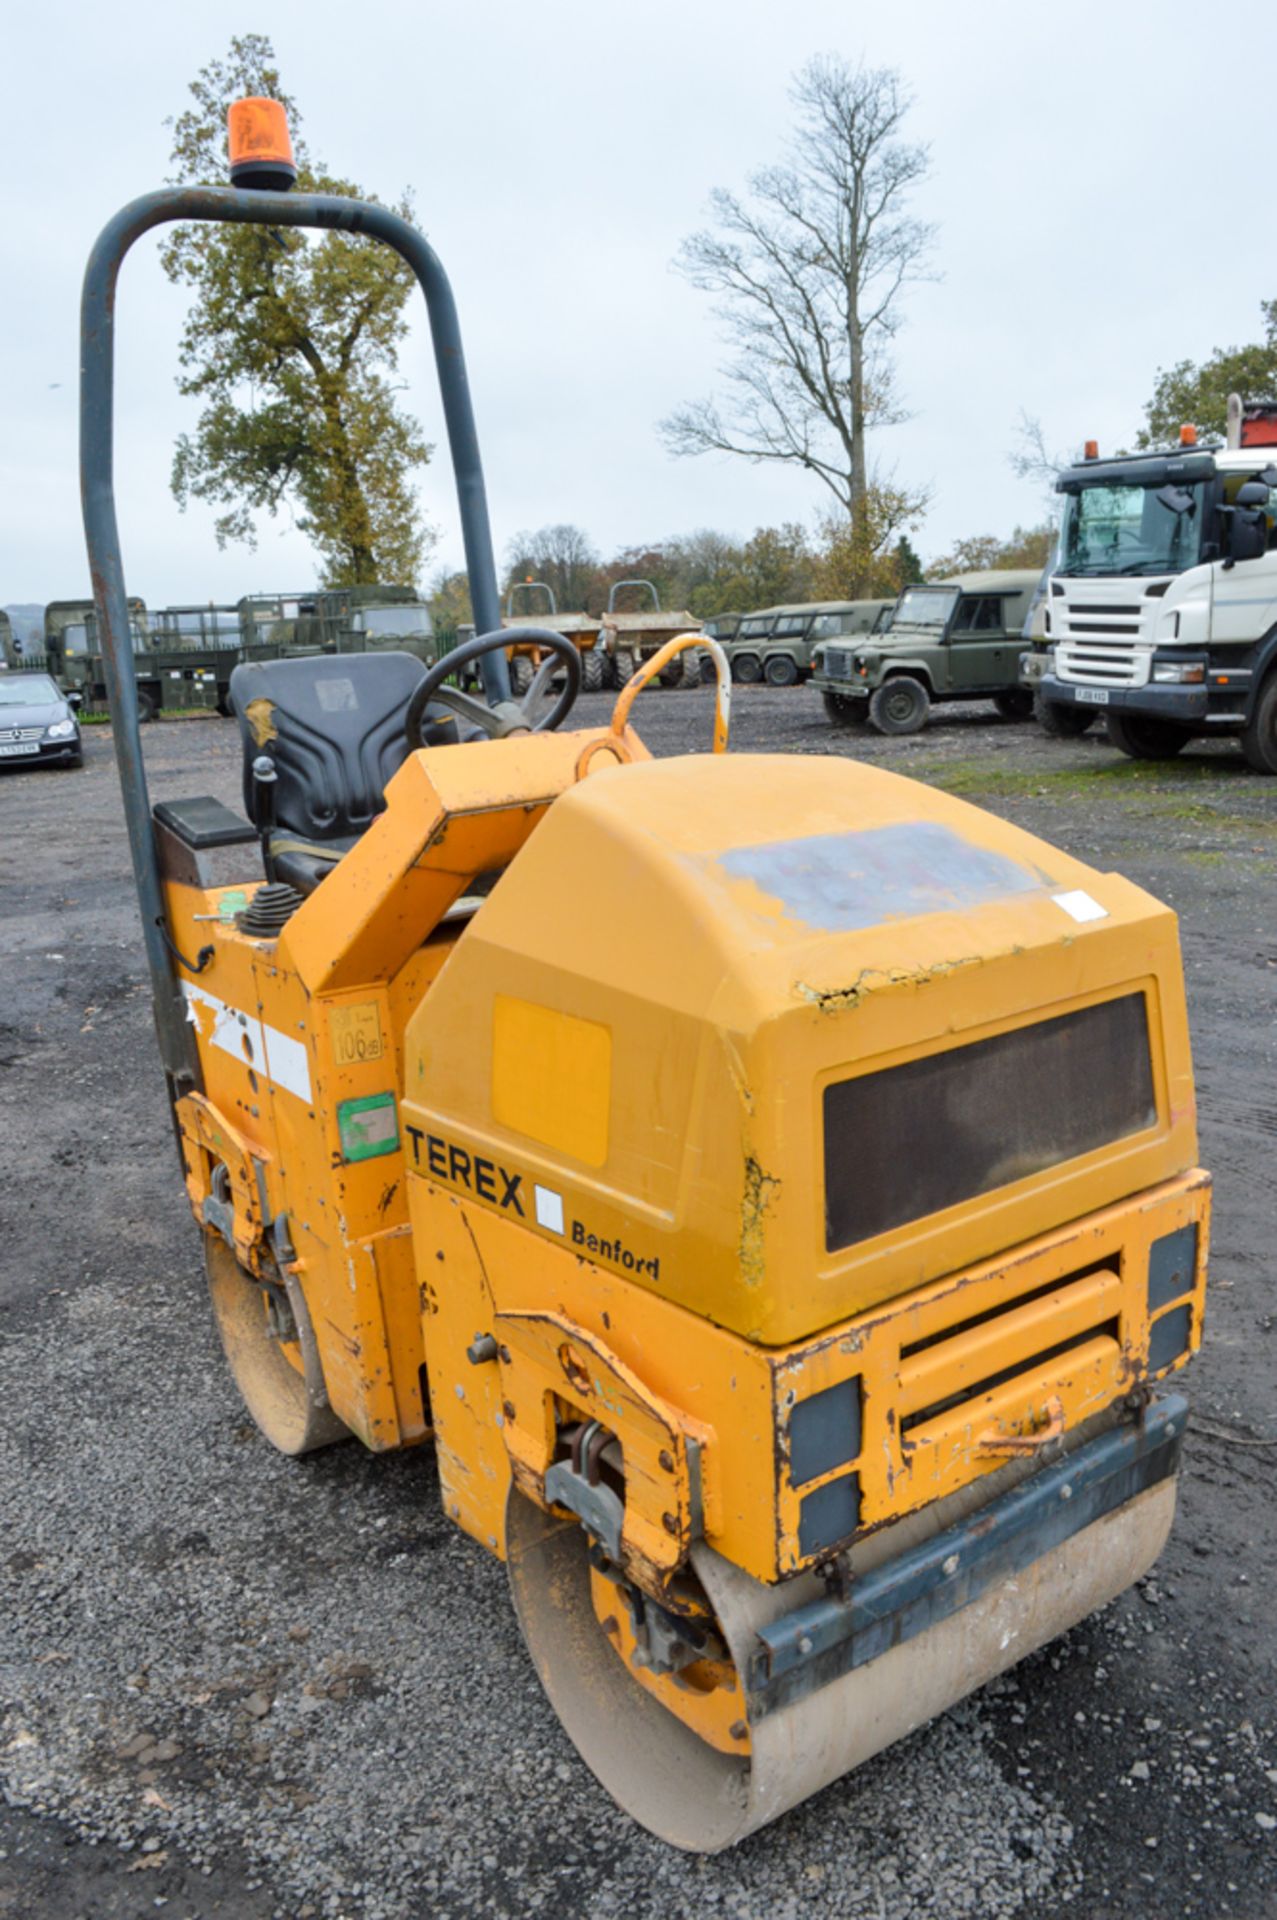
<box><xmin>330</xmin><ymin>1000</ymin><xmax>385</xmax><ymax>1065</ymax></box>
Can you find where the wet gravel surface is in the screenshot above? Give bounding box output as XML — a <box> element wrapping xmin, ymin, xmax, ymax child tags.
<box><xmin>2</xmin><ymin>688</ymin><xmax>1275</xmax><ymax>1920</ymax></box>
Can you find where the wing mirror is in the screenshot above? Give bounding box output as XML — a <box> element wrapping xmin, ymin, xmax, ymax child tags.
<box><xmin>1235</xmin><ymin>480</ymin><xmax>1271</xmax><ymax>508</ymax></box>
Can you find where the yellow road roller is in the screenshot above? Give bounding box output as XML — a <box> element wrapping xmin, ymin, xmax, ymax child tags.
<box><xmin>79</xmin><ymin>100</ymin><xmax>1210</xmax><ymax>1850</ymax></box>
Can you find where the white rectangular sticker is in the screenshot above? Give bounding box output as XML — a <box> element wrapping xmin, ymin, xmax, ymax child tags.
<box><xmin>534</xmin><ymin>1185</ymin><xmax>565</xmax><ymax>1234</ymax></box>
<box><xmin>1053</xmin><ymin>890</ymin><xmax>1108</xmax><ymax>924</ymax></box>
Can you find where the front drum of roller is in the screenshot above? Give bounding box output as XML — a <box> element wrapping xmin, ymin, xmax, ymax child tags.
<box><xmin>505</xmin><ymin>1477</ymin><xmax>1177</xmax><ymax>1851</ymax></box>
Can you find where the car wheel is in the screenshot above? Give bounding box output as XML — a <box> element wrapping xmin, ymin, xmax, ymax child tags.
<box><xmin>763</xmin><ymin>654</ymin><xmax>799</xmax><ymax>687</ymax></box>
<box><xmin>822</xmin><ymin>690</ymin><xmax>867</xmax><ymax>727</ymax></box>
<box><xmin>732</xmin><ymin>653</ymin><xmax>762</xmax><ymax>685</ymax></box>
<box><xmin>1105</xmin><ymin>712</ymin><xmax>1193</xmax><ymax>760</ymax></box>
<box><xmin>993</xmin><ymin>689</ymin><xmax>1034</xmax><ymax>720</ymax></box>
<box><xmin>868</xmin><ymin>675</ymin><xmax>930</xmax><ymax>735</ymax></box>
<box><xmin>1033</xmin><ymin>691</ymin><xmax>1096</xmax><ymax>737</ymax></box>
<box><xmin>1241</xmin><ymin>671</ymin><xmax>1277</xmax><ymax>774</ymax></box>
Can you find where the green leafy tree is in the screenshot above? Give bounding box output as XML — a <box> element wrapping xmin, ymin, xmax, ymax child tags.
<box><xmin>925</xmin><ymin>523</ymin><xmax>1053</xmax><ymax>580</ymax></box>
<box><xmin>427</xmin><ymin>568</ymin><xmax>473</xmax><ymax>646</ymax></box>
<box><xmin>1137</xmin><ymin>302</ymin><xmax>1277</xmax><ymax>447</ymax></box>
<box><xmin>164</xmin><ymin>35</ymin><xmax>433</xmax><ymax>585</ymax></box>
<box><xmin>810</xmin><ymin>483</ymin><xmax>926</xmax><ymax>599</ymax></box>
<box><xmin>893</xmin><ymin>532</ymin><xmax>924</xmax><ymax>584</ymax></box>
<box><xmin>717</xmin><ymin>524</ymin><xmax>816</xmax><ymax>610</ymax></box>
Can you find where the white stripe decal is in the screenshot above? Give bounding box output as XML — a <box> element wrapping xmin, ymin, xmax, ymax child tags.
<box><xmin>260</xmin><ymin>1025</ymin><xmax>313</xmax><ymax>1103</ymax></box>
<box><xmin>182</xmin><ymin>983</ymin><xmax>313</xmax><ymax>1104</ymax></box>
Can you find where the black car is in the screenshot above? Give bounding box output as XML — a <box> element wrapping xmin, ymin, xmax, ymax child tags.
<box><xmin>0</xmin><ymin>672</ymin><xmax>82</xmax><ymax>768</ymax></box>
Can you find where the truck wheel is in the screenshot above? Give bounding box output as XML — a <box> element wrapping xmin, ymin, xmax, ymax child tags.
<box><xmin>135</xmin><ymin>687</ymin><xmax>157</xmax><ymax>724</ymax></box>
<box><xmin>732</xmin><ymin>653</ymin><xmax>762</xmax><ymax>684</ymax></box>
<box><xmin>1241</xmin><ymin>672</ymin><xmax>1277</xmax><ymax>774</ymax></box>
<box><xmin>510</xmin><ymin>656</ymin><xmax>534</xmax><ymax>696</ymax></box>
<box><xmin>822</xmin><ymin>691</ymin><xmax>867</xmax><ymax>727</ymax></box>
<box><xmin>699</xmin><ymin>652</ymin><xmax>717</xmax><ymax>685</ymax></box>
<box><xmin>1105</xmin><ymin>712</ymin><xmax>1192</xmax><ymax>760</ymax></box>
<box><xmin>611</xmin><ymin>649</ymin><xmax>635</xmax><ymax>687</ymax></box>
<box><xmin>869</xmin><ymin>676</ymin><xmax>930</xmax><ymax>735</ymax></box>
<box><xmin>581</xmin><ymin>647</ymin><xmax>606</xmax><ymax>693</ymax></box>
<box><xmin>679</xmin><ymin>649</ymin><xmax>700</xmax><ymax>689</ymax></box>
<box><xmin>1034</xmin><ymin>691</ymin><xmax>1095</xmax><ymax>737</ymax></box>
<box><xmin>993</xmin><ymin>689</ymin><xmax>1034</xmax><ymax>720</ymax></box>
<box><xmin>764</xmin><ymin>654</ymin><xmax>799</xmax><ymax>687</ymax></box>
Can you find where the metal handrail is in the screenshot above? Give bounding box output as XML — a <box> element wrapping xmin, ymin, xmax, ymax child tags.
<box><xmin>80</xmin><ymin>184</ymin><xmax>508</xmax><ymax>1107</ymax></box>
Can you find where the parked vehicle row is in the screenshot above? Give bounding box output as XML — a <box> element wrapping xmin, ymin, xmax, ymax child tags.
<box><xmin>11</xmin><ymin>394</ymin><xmax>1277</xmax><ymax>771</ymax></box>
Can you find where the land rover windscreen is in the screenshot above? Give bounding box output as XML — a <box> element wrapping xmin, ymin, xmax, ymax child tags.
<box><xmin>892</xmin><ymin>586</ymin><xmax>960</xmax><ymax>631</ymax></box>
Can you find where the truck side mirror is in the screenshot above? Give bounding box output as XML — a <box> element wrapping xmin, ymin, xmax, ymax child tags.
<box><xmin>1235</xmin><ymin>480</ymin><xmax>1271</xmax><ymax>508</ymax></box>
<box><xmin>1226</xmin><ymin>509</ymin><xmax>1268</xmax><ymax>565</ymax></box>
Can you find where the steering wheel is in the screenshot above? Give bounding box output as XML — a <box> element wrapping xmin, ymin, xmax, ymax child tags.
<box><xmin>405</xmin><ymin>627</ymin><xmax>582</xmax><ymax>750</ymax></box>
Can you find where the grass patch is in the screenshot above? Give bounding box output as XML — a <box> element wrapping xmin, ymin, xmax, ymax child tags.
<box><xmin>921</xmin><ymin>751</ymin><xmax>1277</xmax><ymax>837</ymax></box>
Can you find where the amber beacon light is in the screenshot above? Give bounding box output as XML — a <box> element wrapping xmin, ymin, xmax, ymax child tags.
<box><xmin>227</xmin><ymin>97</ymin><xmax>297</xmax><ymax>191</ymax></box>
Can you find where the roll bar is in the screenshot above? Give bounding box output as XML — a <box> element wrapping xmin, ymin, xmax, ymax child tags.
<box><xmin>607</xmin><ymin>579</ymin><xmax>660</xmax><ymax>614</ymax></box>
<box><xmin>505</xmin><ymin>581</ymin><xmax>557</xmax><ymax>617</ymax></box>
<box><xmin>80</xmin><ymin>184</ymin><xmax>509</xmax><ymax>1109</ymax></box>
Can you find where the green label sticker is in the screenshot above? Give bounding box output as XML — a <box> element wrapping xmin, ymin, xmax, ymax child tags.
<box><xmin>218</xmin><ymin>888</ymin><xmax>249</xmax><ymax>922</ymax></box>
<box><xmin>338</xmin><ymin>1092</ymin><xmax>399</xmax><ymax>1162</ymax></box>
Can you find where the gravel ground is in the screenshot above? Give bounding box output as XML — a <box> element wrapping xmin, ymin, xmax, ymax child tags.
<box><xmin>2</xmin><ymin>687</ymin><xmax>1275</xmax><ymax>1920</ymax></box>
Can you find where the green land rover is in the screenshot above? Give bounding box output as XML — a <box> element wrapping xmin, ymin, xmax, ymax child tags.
<box><xmin>722</xmin><ymin>598</ymin><xmax>895</xmax><ymax>686</ymax></box>
<box><xmin>811</xmin><ymin>569</ymin><xmax>1040</xmax><ymax>734</ymax></box>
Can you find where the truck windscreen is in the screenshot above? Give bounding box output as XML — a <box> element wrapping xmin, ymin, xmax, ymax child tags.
<box><xmin>1059</xmin><ymin>480</ymin><xmax>1206</xmax><ymax>577</ymax></box>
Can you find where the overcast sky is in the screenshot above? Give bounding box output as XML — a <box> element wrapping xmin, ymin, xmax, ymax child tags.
<box><xmin>2</xmin><ymin>0</ymin><xmax>1271</xmax><ymax>609</ymax></box>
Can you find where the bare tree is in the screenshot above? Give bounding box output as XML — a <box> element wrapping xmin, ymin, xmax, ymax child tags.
<box><xmin>1009</xmin><ymin>411</ymin><xmax>1076</xmax><ymax>526</ymax></box>
<box><xmin>503</xmin><ymin>523</ymin><xmax>599</xmax><ymax>611</ymax></box>
<box><xmin>661</xmin><ymin>57</ymin><xmax>935</xmax><ymax>537</ymax></box>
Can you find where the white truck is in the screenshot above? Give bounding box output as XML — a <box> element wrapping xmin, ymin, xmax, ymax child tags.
<box><xmin>1031</xmin><ymin>397</ymin><xmax>1277</xmax><ymax>771</ymax></box>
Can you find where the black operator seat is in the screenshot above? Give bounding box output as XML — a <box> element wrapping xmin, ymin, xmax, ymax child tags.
<box><xmin>229</xmin><ymin>652</ymin><xmax>458</xmax><ymax>895</ymax></box>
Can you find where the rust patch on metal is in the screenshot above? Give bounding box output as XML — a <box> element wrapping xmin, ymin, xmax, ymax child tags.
<box><xmin>740</xmin><ymin>1157</ymin><xmax>781</xmax><ymax>1288</ymax></box>
<box><xmin>793</xmin><ymin>953</ymin><xmax>982</xmax><ymax>1015</ymax></box>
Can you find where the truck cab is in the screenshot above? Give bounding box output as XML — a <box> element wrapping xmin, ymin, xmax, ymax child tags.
<box><xmin>1035</xmin><ymin>406</ymin><xmax>1277</xmax><ymax>769</ymax></box>
<box><xmin>812</xmin><ymin>572</ymin><xmax>1038</xmax><ymax>734</ymax></box>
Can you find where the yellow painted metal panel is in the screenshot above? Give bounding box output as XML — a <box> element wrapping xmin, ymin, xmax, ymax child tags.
<box><xmin>492</xmin><ymin>995</ymin><xmax>611</xmax><ymax>1166</ymax></box>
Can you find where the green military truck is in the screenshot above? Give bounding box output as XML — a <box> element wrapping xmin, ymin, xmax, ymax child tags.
<box><xmin>237</xmin><ymin>585</ymin><xmax>436</xmax><ymax>662</ymax></box>
<box><xmin>812</xmin><ymin>571</ymin><xmax>1040</xmax><ymax>734</ymax></box>
<box><xmin>149</xmin><ymin>605</ymin><xmax>244</xmax><ymax>713</ymax></box>
<box><xmin>41</xmin><ymin>599</ymin><xmax>222</xmax><ymax>719</ymax></box>
<box><xmin>726</xmin><ymin>599</ymin><xmax>895</xmax><ymax>687</ymax></box>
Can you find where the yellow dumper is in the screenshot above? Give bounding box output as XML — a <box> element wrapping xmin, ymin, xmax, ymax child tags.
<box><xmin>80</xmin><ymin>100</ymin><xmax>1209</xmax><ymax>1851</ymax></box>
<box><xmin>501</xmin><ymin>581</ymin><xmax>607</xmax><ymax>693</ymax></box>
<box><xmin>601</xmin><ymin>579</ymin><xmax>702</xmax><ymax>688</ymax></box>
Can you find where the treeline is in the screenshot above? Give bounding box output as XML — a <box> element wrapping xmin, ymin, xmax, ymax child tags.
<box><xmin>427</xmin><ymin>519</ymin><xmax>1052</xmax><ymax>639</ymax></box>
